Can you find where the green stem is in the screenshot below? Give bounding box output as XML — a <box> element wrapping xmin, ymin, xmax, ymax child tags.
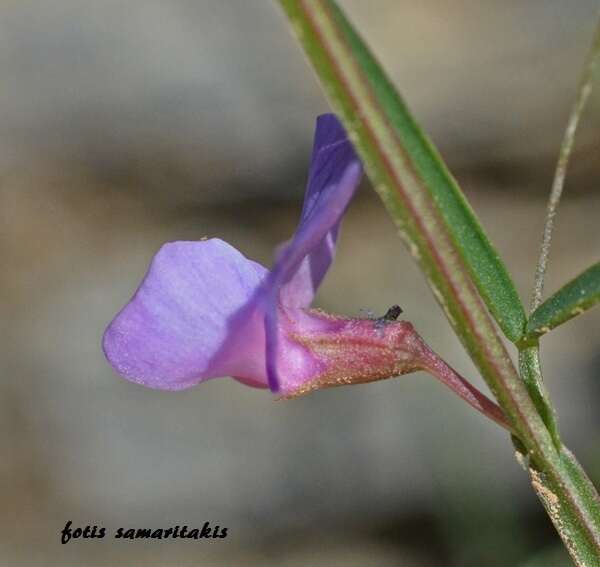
<box><xmin>519</xmin><ymin>345</ymin><xmax>561</xmax><ymax>449</ymax></box>
<box><xmin>517</xmin><ymin>347</ymin><xmax>600</xmax><ymax>564</ymax></box>
<box><xmin>278</xmin><ymin>1</ymin><xmax>600</xmax><ymax>563</ymax></box>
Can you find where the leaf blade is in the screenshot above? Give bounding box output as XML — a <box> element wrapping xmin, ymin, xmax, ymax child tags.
<box><xmin>527</xmin><ymin>262</ymin><xmax>600</xmax><ymax>339</ymax></box>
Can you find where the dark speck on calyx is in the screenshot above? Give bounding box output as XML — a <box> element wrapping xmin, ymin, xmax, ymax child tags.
<box><xmin>382</xmin><ymin>305</ymin><xmax>403</xmax><ymax>321</ymax></box>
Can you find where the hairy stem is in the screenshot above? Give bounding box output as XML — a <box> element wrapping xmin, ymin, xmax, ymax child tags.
<box><xmin>530</xmin><ymin>18</ymin><xmax>600</xmax><ymax>312</ymax></box>
<box><xmin>520</xmin><ymin>17</ymin><xmax>600</xmax><ymax>472</ymax></box>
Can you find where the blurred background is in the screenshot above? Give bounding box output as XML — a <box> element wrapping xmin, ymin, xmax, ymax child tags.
<box><xmin>2</xmin><ymin>1</ymin><xmax>600</xmax><ymax>565</ymax></box>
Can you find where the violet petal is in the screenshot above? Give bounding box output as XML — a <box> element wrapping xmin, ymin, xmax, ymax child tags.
<box><xmin>278</xmin><ymin>114</ymin><xmax>362</xmax><ymax>307</ymax></box>
<box><xmin>263</xmin><ymin>114</ymin><xmax>362</xmax><ymax>391</ymax></box>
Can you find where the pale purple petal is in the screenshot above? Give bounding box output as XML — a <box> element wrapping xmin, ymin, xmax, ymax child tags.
<box><xmin>103</xmin><ymin>239</ymin><xmax>268</xmax><ymax>390</ymax></box>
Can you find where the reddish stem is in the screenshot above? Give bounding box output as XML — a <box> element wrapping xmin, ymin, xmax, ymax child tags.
<box><xmin>422</xmin><ymin>350</ymin><xmax>512</xmax><ymax>432</ymax></box>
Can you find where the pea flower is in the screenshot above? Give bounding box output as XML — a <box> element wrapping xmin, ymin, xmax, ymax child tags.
<box><xmin>103</xmin><ymin>114</ymin><xmax>508</xmax><ymax>429</ymax></box>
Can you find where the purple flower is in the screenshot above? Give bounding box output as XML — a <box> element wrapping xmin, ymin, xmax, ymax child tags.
<box><xmin>104</xmin><ymin>114</ymin><xmax>363</xmax><ymax>394</ymax></box>
<box><xmin>101</xmin><ymin>113</ymin><xmax>509</xmax><ymax>428</ymax></box>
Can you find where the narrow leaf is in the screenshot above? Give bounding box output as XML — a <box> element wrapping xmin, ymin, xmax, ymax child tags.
<box><xmin>527</xmin><ymin>262</ymin><xmax>600</xmax><ymax>339</ymax></box>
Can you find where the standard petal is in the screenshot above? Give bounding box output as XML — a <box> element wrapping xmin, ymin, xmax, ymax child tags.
<box><xmin>277</xmin><ymin>113</ymin><xmax>362</xmax><ymax>307</ymax></box>
<box><xmin>300</xmin><ymin>113</ymin><xmax>359</xmax><ymax>222</ymax></box>
<box><xmin>103</xmin><ymin>239</ymin><xmax>268</xmax><ymax>390</ymax></box>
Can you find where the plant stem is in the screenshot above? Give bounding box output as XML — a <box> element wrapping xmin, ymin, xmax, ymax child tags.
<box><xmin>519</xmin><ymin>345</ymin><xmax>561</xmax><ymax>448</ymax></box>
<box><xmin>520</xmin><ymin>18</ymin><xmax>600</xmax><ymax>562</ymax></box>
<box><xmin>520</xmin><ymin>18</ymin><xmax>600</xmax><ymax>473</ymax></box>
